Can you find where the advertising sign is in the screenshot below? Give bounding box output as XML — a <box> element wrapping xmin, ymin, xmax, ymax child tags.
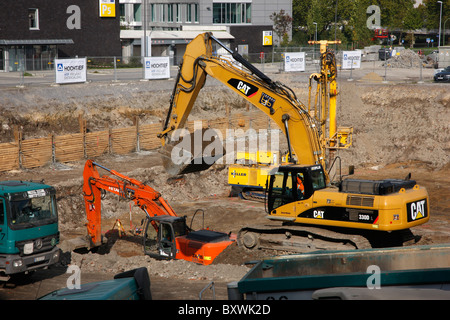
<box><xmin>284</xmin><ymin>52</ymin><xmax>305</xmax><ymax>72</ymax></box>
<box><xmin>99</xmin><ymin>0</ymin><xmax>116</xmax><ymax>17</ymax></box>
<box><xmin>55</xmin><ymin>58</ymin><xmax>87</xmax><ymax>84</ymax></box>
<box><xmin>342</xmin><ymin>50</ymin><xmax>362</xmax><ymax>69</ymax></box>
<box><xmin>263</xmin><ymin>31</ymin><xmax>273</xmax><ymax>46</ymax></box>
<box><xmin>144</xmin><ymin>57</ymin><xmax>170</xmax><ymax>80</ymax></box>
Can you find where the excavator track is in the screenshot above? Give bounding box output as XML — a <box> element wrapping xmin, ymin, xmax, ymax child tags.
<box><xmin>237</xmin><ymin>223</ymin><xmax>372</xmax><ymax>253</ymax></box>
<box><xmin>237</xmin><ymin>223</ymin><xmax>418</xmax><ymax>254</ymax></box>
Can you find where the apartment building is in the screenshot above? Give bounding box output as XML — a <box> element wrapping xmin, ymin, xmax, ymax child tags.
<box><xmin>0</xmin><ymin>0</ymin><xmax>121</xmax><ymax>72</ymax></box>
<box><xmin>0</xmin><ymin>1</ymin><xmax>291</xmax><ymax>71</ymax></box>
<box><xmin>119</xmin><ymin>0</ymin><xmax>292</xmax><ymax>61</ymax></box>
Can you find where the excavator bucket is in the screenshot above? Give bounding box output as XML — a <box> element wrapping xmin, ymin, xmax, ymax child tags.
<box><xmin>160</xmin><ymin>128</ymin><xmax>226</xmax><ymax>176</ymax></box>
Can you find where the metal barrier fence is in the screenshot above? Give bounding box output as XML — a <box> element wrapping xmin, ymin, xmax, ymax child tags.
<box><xmin>0</xmin><ymin>49</ymin><xmax>438</xmax><ymax>87</ymax></box>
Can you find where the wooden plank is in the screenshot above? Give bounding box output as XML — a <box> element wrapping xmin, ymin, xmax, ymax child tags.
<box><xmin>139</xmin><ymin>123</ymin><xmax>161</xmax><ymax>150</ymax></box>
<box><xmin>0</xmin><ymin>143</ymin><xmax>19</xmax><ymax>171</ymax></box>
<box><xmin>54</xmin><ymin>133</ymin><xmax>84</xmax><ymax>163</ymax></box>
<box><xmin>111</xmin><ymin>127</ymin><xmax>136</xmax><ymax>154</ymax></box>
<box><xmin>0</xmin><ymin>115</ymin><xmax>252</xmax><ymax>172</ymax></box>
<box><xmin>230</xmin><ymin>113</ymin><xmax>250</xmax><ymax>131</ymax></box>
<box><xmin>85</xmin><ymin>130</ymin><xmax>109</xmax><ymax>158</ymax></box>
<box><xmin>207</xmin><ymin>117</ymin><xmax>228</xmax><ymax>138</ymax></box>
<box><xmin>21</xmin><ymin>137</ymin><xmax>52</xmax><ymax>169</ymax></box>
<box><xmin>186</xmin><ymin>119</ymin><xmax>209</xmax><ymax>132</ymax></box>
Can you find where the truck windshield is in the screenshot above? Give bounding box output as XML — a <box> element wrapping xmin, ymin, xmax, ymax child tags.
<box><xmin>8</xmin><ymin>195</ymin><xmax>57</xmax><ymax>230</ymax></box>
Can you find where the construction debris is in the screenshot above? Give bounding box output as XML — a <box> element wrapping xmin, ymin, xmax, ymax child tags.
<box><xmin>382</xmin><ymin>49</ymin><xmax>434</xmax><ymax>68</ymax></box>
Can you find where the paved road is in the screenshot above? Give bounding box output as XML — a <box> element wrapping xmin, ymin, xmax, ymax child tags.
<box><xmin>0</xmin><ymin>60</ymin><xmax>438</xmax><ymax>89</ymax></box>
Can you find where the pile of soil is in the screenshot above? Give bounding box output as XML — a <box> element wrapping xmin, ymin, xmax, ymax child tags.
<box><xmin>69</xmin><ymin>245</ymin><xmax>250</xmax><ymax>282</ymax></box>
<box><xmin>382</xmin><ymin>49</ymin><xmax>423</xmax><ymax>68</ymax></box>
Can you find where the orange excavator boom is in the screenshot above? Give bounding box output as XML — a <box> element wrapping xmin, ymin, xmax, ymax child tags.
<box><xmin>82</xmin><ymin>159</ymin><xmax>176</xmax><ymax>246</ymax></box>
<box><xmin>81</xmin><ymin>159</ymin><xmax>234</xmax><ymax>265</ymax></box>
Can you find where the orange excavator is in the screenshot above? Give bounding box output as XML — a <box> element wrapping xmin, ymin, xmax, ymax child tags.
<box><xmin>82</xmin><ymin>159</ymin><xmax>234</xmax><ymax>265</ymax></box>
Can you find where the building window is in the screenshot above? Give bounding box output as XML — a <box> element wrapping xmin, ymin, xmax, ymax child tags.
<box><xmin>149</xmin><ymin>2</ymin><xmax>198</xmax><ymax>24</ymax></box>
<box><xmin>150</xmin><ymin>4</ymin><xmax>155</xmax><ymax>22</ymax></box>
<box><xmin>176</xmin><ymin>4</ymin><xmax>182</xmax><ymax>22</ymax></box>
<box><xmin>161</xmin><ymin>4</ymin><xmax>165</xmax><ymax>22</ymax></box>
<box><xmin>194</xmin><ymin>4</ymin><xmax>199</xmax><ymax>23</ymax></box>
<box><xmin>28</xmin><ymin>8</ymin><xmax>39</xmax><ymax>30</ymax></box>
<box><xmin>186</xmin><ymin>4</ymin><xmax>192</xmax><ymax>23</ymax></box>
<box><xmin>133</xmin><ymin>4</ymin><xmax>141</xmax><ymax>22</ymax></box>
<box><xmin>213</xmin><ymin>3</ymin><xmax>251</xmax><ymax>24</ymax></box>
<box><xmin>168</xmin><ymin>4</ymin><xmax>174</xmax><ymax>22</ymax></box>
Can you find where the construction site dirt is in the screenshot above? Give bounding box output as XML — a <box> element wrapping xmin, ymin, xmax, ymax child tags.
<box><xmin>0</xmin><ymin>62</ymin><xmax>449</xmax><ymax>300</ymax></box>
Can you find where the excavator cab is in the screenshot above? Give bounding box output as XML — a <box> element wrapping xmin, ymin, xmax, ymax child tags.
<box><xmin>143</xmin><ymin>215</ymin><xmax>188</xmax><ymax>260</ymax></box>
<box><xmin>142</xmin><ymin>214</ymin><xmax>235</xmax><ymax>265</ymax></box>
<box><xmin>266</xmin><ymin>165</ymin><xmax>327</xmax><ymax>213</ymax></box>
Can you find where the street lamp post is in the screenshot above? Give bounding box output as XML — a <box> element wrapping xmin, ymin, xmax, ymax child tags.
<box><xmin>143</xmin><ymin>0</ymin><xmax>147</xmax><ymax>57</ymax></box>
<box><xmin>438</xmin><ymin>1</ymin><xmax>443</xmax><ymax>47</ymax></box>
<box><xmin>313</xmin><ymin>22</ymin><xmax>318</xmax><ymax>42</ymax></box>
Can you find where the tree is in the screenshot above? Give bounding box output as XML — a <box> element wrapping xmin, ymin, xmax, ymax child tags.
<box><xmin>270</xmin><ymin>9</ymin><xmax>293</xmax><ymax>46</ymax></box>
<box><xmin>403</xmin><ymin>7</ymin><xmax>423</xmax><ymax>47</ymax></box>
<box><xmin>422</xmin><ymin>0</ymin><xmax>449</xmax><ymax>30</ymax></box>
<box><xmin>291</xmin><ymin>0</ymin><xmax>446</xmax><ymax>47</ymax></box>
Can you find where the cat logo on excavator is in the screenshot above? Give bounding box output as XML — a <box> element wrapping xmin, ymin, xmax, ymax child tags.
<box><xmin>407</xmin><ymin>199</ymin><xmax>428</xmax><ymax>222</ymax></box>
<box><xmin>227</xmin><ymin>78</ymin><xmax>258</xmax><ymax>97</ymax></box>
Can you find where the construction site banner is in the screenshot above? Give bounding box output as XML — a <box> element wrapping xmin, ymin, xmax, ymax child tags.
<box><xmin>342</xmin><ymin>50</ymin><xmax>362</xmax><ymax>69</ymax></box>
<box><xmin>144</xmin><ymin>57</ymin><xmax>170</xmax><ymax>80</ymax></box>
<box><xmin>55</xmin><ymin>58</ymin><xmax>87</xmax><ymax>84</ymax></box>
<box><xmin>284</xmin><ymin>52</ymin><xmax>305</xmax><ymax>72</ymax></box>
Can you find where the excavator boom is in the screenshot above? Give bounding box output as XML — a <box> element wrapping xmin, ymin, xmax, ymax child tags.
<box><xmin>159</xmin><ymin>32</ymin><xmax>325</xmax><ymax>176</ymax></box>
<box><xmin>81</xmin><ymin>159</ymin><xmax>234</xmax><ymax>265</ymax></box>
<box><xmin>82</xmin><ymin>159</ymin><xmax>176</xmax><ymax>246</ymax></box>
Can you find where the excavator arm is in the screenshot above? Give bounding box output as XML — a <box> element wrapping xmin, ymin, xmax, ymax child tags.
<box><xmin>81</xmin><ymin>159</ymin><xmax>235</xmax><ymax>265</ymax></box>
<box><xmin>82</xmin><ymin>159</ymin><xmax>177</xmax><ymax>247</ymax></box>
<box><xmin>158</xmin><ymin>32</ymin><xmax>325</xmax><ymax>175</ymax></box>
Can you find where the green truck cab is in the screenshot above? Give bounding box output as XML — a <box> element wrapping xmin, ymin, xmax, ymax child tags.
<box><xmin>0</xmin><ymin>181</ymin><xmax>60</xmax><ymax>281</ymax></box>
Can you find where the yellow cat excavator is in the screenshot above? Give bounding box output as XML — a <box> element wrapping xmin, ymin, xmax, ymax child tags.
<box><xmin>157</xmin><ymin>32</ymin><xmax>429</xmax><ymax>252</ymax></box>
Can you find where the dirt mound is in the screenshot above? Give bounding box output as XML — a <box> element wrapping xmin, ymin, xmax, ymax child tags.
<box><xmin>54</xmin><ymin>161</ymin><xmax>231</xmax><ymax>234</ymax></box>
<box><xmin>212</xmin><ymin>242</ymin><xmax>270</xmax><ymax>265</ymax></box>
<box><xmin>360</xmin><ymin>72</ymin><xmax>384</xmax><ymax>82</ymax></box>
<box><xmin>69</xmin><ymin>242</ymin><xmax>249</xmax><ymax>282</ymax></box>
<box><xmin>382</xmin><ymin>49</ymin><xmax>423</xmax><ymax>68</ymax></box>
<box><xmin>337</xmin><ymin>83</ymin><xmax>449</xmax><ymax>169</ymax></box>
<box><xmin>0</xmin><ymin>83</ymin><xmax>248</xmax><ymax>142</ymax></box>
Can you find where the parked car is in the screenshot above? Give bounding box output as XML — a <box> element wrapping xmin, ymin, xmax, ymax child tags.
<box><xmin>434</xmin><ymin>66</ymin><xmax>450</xmax><ymax>82</ymax></box>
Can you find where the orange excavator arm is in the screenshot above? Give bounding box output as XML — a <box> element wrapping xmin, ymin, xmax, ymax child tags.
<box><xmin>82</xmin><ymin>159</ymin><xmax>177</xmax><ymax>247</ymax></box>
